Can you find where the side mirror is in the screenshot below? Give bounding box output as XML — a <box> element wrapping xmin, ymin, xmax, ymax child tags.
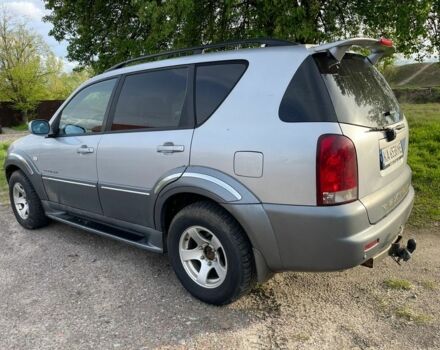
<box><xmin>29</xmin><ymin>119</ymin><xmax>50</xmax><ymax>135</ymax></box>
<box><xmin>64</xmin><ymin>124</ymin><xmax>86</xmax><ymax>135</ymax></box>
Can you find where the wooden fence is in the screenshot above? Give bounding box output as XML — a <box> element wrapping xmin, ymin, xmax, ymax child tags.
<box><xmin>0</xmin><ymin>100</ymin><xmax>64</xmax><ymax>127</ymax></box>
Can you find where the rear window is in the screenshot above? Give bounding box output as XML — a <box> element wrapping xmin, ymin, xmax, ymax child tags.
<box><xmin>315</xmin><ymin>53</ymin><xmax>402</xmax><ymax>127</ymax></box>
<box><xmin>195</xmin><ymin>61</ymin><xmax>247</xmax><ymax>125</ymax></box>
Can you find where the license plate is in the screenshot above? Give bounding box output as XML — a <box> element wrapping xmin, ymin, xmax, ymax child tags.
<box><xmin>380</xmin><ymin>140</ymin><xmax>404</xmax><ymax>169</ymax></box>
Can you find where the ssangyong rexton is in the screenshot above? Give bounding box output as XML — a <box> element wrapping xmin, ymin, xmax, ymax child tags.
<box><xmin>5</xmin><ymin>38</ymin><xmax>416</xmax><ymax>304</ymax></box>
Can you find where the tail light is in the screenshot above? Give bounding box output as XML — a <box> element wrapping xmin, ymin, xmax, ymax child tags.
<box><xmin>316</xmin><ymin>134</ymin><xmax>358</xmax><ymax>205</ymax></box>
<box><xmin>378</xmin><ymin>38</ymin><xmax>393</xmax><ymax>47</ymax></box>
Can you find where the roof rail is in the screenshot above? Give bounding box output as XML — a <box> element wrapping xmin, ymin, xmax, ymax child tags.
<box><xmin>105</xmin><ymin>38</ymin><xmax>297</xmax><ymax>72</ymax></box>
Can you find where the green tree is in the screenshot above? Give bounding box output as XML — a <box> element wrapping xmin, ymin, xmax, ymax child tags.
<box><xmin>45</xmin><ymin>68</ymin><xmax>91</xmax><ymax>100</ymax></box>
<box><xmin>44</xmin><ymin>0</ymin><xmax>439</xmax><ymax>73</ymax></box>
<box><xmin>427</xmin><ymin>0</ymin><xmax>440</xmax><ymax>59</ymax></box>
<box><xmin>0</xmin><ymin>11</ymin><xmax>57</xmax><ymax>121</ymax></box>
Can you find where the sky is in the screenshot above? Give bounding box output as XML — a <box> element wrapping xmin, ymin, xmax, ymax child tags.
<box><xmin>0</xmin><ymin>0</ymin><xmax>74</xmax><ymax>71</ymax></box>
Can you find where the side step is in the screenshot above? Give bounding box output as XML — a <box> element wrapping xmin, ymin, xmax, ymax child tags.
<box><xmin>46</xmin><ymin>213</ymin><xmax>163</xmax><ymax>253</ymax></box>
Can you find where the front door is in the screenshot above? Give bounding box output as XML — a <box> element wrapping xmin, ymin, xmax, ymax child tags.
<box><xmin>38</xmin><ymin>78</ymin><xmax>118</xmax><ymax>214</ymax></box>
<box><xmin>97</xmin><ymin>67</ymin><xmax>193</xmax><ymax>227</ymax></box>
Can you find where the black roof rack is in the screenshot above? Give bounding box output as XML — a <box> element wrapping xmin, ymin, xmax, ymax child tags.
<box><xmin>105</xmin><ymin>38</ymin><xmax>297</xmax><ymax>72</ymax></box>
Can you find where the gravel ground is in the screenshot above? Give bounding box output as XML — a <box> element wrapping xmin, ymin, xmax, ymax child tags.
<box><xmin>0</xmin><ymin>128</ymin><xmax>28</xmax><ymax>143</ymax></box>
<box><xmin>0</xmin><ymin>205</ymin><xmax>439</xmax><ymax>350</ymax></box>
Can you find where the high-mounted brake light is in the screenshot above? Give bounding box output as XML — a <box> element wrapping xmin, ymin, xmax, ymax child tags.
<box><xmin>378</xmin><ymin>38</ymin><xmax>393</xmax><ymax>47</ymax></box>
<box><xmin>316</xmin><ymin>134</ymin><xmax>358</xmax><ymax>206</ymax></box>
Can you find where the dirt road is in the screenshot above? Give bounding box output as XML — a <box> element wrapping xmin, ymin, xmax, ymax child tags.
<box><xmin>0</xmin><ymin>206</ymin><xmax>438</xmax><ymax>349</ymax></box>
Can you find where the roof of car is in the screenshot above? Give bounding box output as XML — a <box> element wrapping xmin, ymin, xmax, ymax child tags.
<box><xmin>89</xmin><ymin>43</ymin><xmax>309</xmax><ymax>84</ymax></box>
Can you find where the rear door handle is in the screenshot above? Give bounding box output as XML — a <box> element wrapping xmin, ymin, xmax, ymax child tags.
<box><xmin>157</xmin><ymin>142</ymin><xmax>185</xmax><ymax>154</ymax></box>
<box><xmin>77</xmin><ymin>145</ymin><xmax>95</xmax><ymax>154</ymax></box>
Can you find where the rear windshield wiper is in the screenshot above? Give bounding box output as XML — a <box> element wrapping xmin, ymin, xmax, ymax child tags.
<box><xmin>368</xmin><ymin>125</ymin><xmax>403</xmax><ymax>141</ymax></box>
<box><xmin>368</xmin><ymin>122</ymin><xmax>405</xmax><ymax>132</ymax></box>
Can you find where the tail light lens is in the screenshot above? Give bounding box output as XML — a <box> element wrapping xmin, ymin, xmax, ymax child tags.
<box><xmin>378</xmin><ymin>37</ymin><xmax>393</xmax><ymax>47</ymax></box>
<box><xmin>316</xmin><ymin>134</ymin><xmax>358</xmax><ymax>205</ymax></box>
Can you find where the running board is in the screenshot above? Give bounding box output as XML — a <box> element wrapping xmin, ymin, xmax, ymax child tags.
<box><xmin>46</xmin><ymin>213</ymin><xmax>163</xmax><ymax>253</ymax></box>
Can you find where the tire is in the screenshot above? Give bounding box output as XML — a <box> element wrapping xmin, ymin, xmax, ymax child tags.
<box><xmin>9</xmin><ymin>170</ymin><xmax>49</xmax><ymax>229</ymax></box>
<box><xmin>167</xmin><ymin>201</ymin><xmax>256</xmax><ymax>305</ymax></box>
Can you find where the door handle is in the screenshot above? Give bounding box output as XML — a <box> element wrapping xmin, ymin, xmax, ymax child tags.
<box><xmin>157</xmin><ymin>142</ymin><xmax>185</xmax><ymax>154</ymax></box>
<box><xmin>77</xmin><ymin>145</ymin><xmax>94</xmax><ymax>154</ymax></box>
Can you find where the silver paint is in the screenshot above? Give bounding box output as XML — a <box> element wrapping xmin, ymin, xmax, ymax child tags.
<box><xmin>6</xmin><ymin>40</ymin><xmax>414</xmax><ymax>281</ymax></box>
<box><xmin>13</xmin><ymin>183</ymin><xmax>29</xmax><ymax>219</ymax></box>
<box><xmin>101</xmin><ymin>186</ymin><xmax>150</xmax><ymax>196</ymax></box>
<box><xmin>182</xmin><ymin>173</ymin><xmax>242</xmax><ymax>200</ymax></box>
<box><xmin>234</xmin><ymin>151</ymin><xmax>264</xmax><ymax>178</ymax></box>
<box><xmin>179</xmin><ymin>225</ymin><xmax>228</xmax><ymax>288</ymax></box>
<box><xmin>42</xmin><ymin>176</ymin><xmax>96</xmax><ymax>188</ymax></box>
<box><xmin>153</xmin><ymin>173</ymin><xmax>182</xmax><ymax>194</ymax></box>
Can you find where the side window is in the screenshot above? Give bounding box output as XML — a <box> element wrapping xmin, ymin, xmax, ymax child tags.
<box><xmin>111</xmin><ymin>67</ymin><xmax>190</xmax><ymax>131</ymax></box>
<box><xmin>195</xmin><ymin>62</ymin><xmax>248</xmax><ymax>125</ymax></box>
<box><xmin>59</xmin><ymin>79</ymin><xmax>117</xmax><ymax>135</ymax></box>
<box><xmin>278</xmin><ymin>56</ymin><xmax>337</xmax><ymax>123</ymax></box>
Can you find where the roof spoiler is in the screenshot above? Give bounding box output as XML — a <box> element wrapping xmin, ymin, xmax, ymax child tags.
<box><xmin>312</xmin><ymin>37</ymin><xmax>395</xmax><ymax>64</ymax></box>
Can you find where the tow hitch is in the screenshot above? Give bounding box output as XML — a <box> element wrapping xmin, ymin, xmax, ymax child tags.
<box><xmin>389</xmin><ymin>235</ymin><xmax>417</xmax><ymax>265</ymax></box>
<box><xmin>362</xmin><ymin>235</ymin><xmax>417</xmax><ymax>268</ymax></box>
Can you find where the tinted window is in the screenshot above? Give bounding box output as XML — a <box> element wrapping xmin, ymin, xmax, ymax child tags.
<box><xmin>279</xmin><ymin>56</ymin><xmax>337</xmax><ymax>123</ymax></box>
<box><xmin>59</xmin><ymin>79</ymin><xmax>116</xmax><ymax>135</ymax></box>
<box><xmin>112</xmin><ymin>68</ymin><xmax>189</xmax><ymax>131</ymax></box>
<box><xmin>315</xmin><ymin>53</ymin><xmax>402</xmax><ymax>127</ymax></box>
<box><xmin>196</xmin><ymin>62</ymin><xmax>247</xmax><ymax>125</ymax></box>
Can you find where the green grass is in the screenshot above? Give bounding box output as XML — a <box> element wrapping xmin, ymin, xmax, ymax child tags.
<box><xmin>0</xmin><ymin>142</ymin><xmax>10</xmax><ymax>204</ymax></box>
<box><xmin>384</xmin><ymin>278</ymin><xmax>413</xmax><ymax>290</ymax></box>
<box><xmin>420</xmin><ymin>280</ymin><xmax>437</xmax><ymax>290</ymax></box>
<box><xmin>395</xmin><ymin>306</ymin><xmax>432</xmax><ymax>325</ymax></box>
<box><xmin>402</xmin><ymin>104</ymin><xmax>440</xmax><ymax>227</ymax></box>
<box><xmin>10</xmin><ymin>123</ymin><xmax>28</xmax><ymax>132</ymax></box>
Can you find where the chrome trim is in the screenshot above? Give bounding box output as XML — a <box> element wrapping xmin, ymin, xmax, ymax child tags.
<box><xmin>101</xmin><ymin>186</ymin><xmax>150</xmax><ymax>196</ymax></box>
<box><xmin>9</xmin><ymin>153</ymin><xmax>34</xmax><ymax>175</ymax></box>
<box><xmin>42</xmin><ymin>176</ymin><xmax>96</xmax><ymax>188</ymax></box>
<box><xmin>154</xmin><ymin>173</ymin><xmax>182</xmax><ymax>194</ymax></box>
<box><xmin>182</xmin><ymin>173</ymin><xmax>242</xmax><ymax>200</ymax></box>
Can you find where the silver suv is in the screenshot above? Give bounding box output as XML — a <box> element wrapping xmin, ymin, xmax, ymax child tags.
<box><xmin>5</xmin><ymin>38</ymin><xmax>415</xmax><ymax>305</ymax></box>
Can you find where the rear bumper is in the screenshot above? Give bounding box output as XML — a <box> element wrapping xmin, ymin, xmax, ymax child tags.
<box><xmin>263</xmin><ymin>185</ymin><xmax>414</xmax><ymax>272</ymax></box>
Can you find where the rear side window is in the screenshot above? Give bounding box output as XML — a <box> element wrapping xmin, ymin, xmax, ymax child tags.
<box><xmin>315</xmin><ymin>53</ymin><xmax>402</xmax><ymax>127</ymax></box>
<box><xmin>279</xmin><ymin>56</ymin><xmax>337</xmax><ymax>123</ymax></box>
<box><xmin>111</xmin><ymin>67</ymin><xmax>190</xmax><ymax>131</ymax></box>
<box><xmin>195</xmin><ymin>61</ymin><xmax>247</xmax><ymax>125</ymax></box>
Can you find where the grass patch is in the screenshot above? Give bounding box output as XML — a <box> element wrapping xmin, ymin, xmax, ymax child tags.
<box><xmin>395</xmin><ymin>306</ymin><xmax>432</xmax><ymax>325</ymax></box>
<box><xmin>402</xmin><ymin>103</ymin><xmax>440</xmax><ymax>227</ymax></box>
<box><xmin>384</xmin><ymin>278</ymin><xmax>413</xmax><ymax>290</ymax></box>
<box><xmin>0</xmin><ymin>142</ymin><xmax>11</xmax><ymax>205</ymax></box>
<box><xmin>10</xmin><ymin>123</ymin><xmax>28</xmax><ymax>132</ymax></box>
<box><xmin>420</xmin><ymin>280</ymin><xmax>437</xmax><ymax>290</ymax></box>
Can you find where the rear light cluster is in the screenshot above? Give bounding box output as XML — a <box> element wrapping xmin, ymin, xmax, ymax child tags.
<box><xmin>378</xmin><ymin>37</ymin><xmax>393</xmax><ymax>47</ymax></box>
<box><xmin>316</xmin><ymin>134</ymin><xmax>358</xmax><ymax>206</ymax></box>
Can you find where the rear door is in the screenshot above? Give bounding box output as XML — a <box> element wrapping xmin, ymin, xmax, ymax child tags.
<box><xmin>97</xmin><ymin>66</ymin><xmax>193</xmax><ymax>227</ymax></box>
<box><xmin>314</xmin><ymin>53</ymin><xmax>411</xmax><ymax>223</ymax></box>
